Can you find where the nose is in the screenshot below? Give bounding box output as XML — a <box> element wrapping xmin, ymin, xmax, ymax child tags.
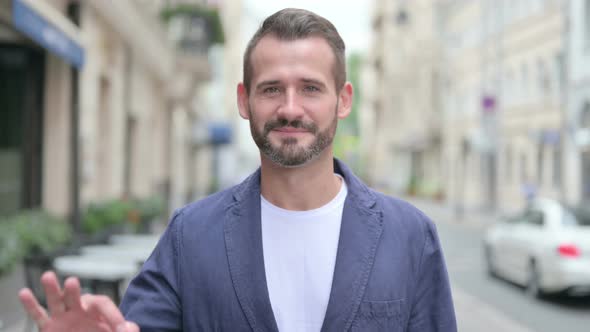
<box><xmin>276</xmin><ymin>88</ymin><xmax>304</xmax><ymax>120</ymax></box>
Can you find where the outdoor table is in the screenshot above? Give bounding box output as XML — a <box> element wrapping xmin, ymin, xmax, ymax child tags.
<box><xmin>109</xmin><ymin>234</ymin><xmax>160</xmax><ymax>247</ymax></box>
<box><xmin>53</xmin><ymin>255</ymin><xmax>139</xmax><ymax>304</ymax></box>
<box><xmin>80</xmin><ymin>244</ymin><xmax>154</xmax><ymax>264</ymax></box>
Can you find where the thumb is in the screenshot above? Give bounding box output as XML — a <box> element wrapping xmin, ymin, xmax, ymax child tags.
<box><xmin>116</xmin><ymin>321</ymin><xmax>139</xmax><ymax>332</ymax></box>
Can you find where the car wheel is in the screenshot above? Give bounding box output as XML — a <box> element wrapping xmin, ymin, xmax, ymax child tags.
<box><xmin>526</xmin><ymin>261</ymin><xmax>543</xmax><ymax>299</ymax></box>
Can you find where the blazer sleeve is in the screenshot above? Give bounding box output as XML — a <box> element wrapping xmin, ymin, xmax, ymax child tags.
<box><xmin>407</xmin><ymin>217</ymin><xmax>457</xmax><ymax>332</ymax></box>
<box><xmin>119</xmin><ymin>209</ymin><xmax>184</xmax><ymax>332</ymax></box>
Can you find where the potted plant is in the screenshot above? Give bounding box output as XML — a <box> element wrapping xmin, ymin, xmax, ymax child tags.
<box><xmin>82</xmin><ymin>199</ymin><xmax>133</xmax><ymax>241</ymax></box>
<box><xmin>1</xmin><ymin>210</ymin><xmax>74</xmax><ymax>305</ymax></box>
<box><xmin>0</xmin><ymin>220</ymin><xmax>21</xmax><ymax>278</ymax></box>
<box><xmin>129</xmin><ymin>195</ymin><xmax>165</xmax><ymax>234</ymax></box>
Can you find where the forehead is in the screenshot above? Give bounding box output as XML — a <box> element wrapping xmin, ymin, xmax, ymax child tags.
<box><xmin>249</xmin><ymin>35</ymin><xmax>336</xmax><ymax>87</ymax></box>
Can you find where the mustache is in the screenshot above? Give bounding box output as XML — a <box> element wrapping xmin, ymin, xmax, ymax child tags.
<box><xmin>263</xmin><ymin>118</ymin><xmax>318</xmax><ymax>135</ymax></box>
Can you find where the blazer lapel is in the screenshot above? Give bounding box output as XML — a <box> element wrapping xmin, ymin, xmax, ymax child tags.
<box><xmin>224</xmin><ymin>170</ymin><xmax>279</xmax><ymax>332</ymax></box>
<box><xmin>321</xmin><ymin>160</ymin><xmax>384</xmax><ymax>332</ymax></box>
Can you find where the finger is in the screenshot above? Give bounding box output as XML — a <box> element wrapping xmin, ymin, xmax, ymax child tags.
<box><xmin>116</xmin><ymin>321</ymin><xmax>140</xmax><ymax>332</ymax></box>
<box><xmin>41</xmin><ymin>271</ymin><xmax>66</xmax><ymax>315</ymax></box>
<box><xmin>63</xmin><ymin>277</ymin><xmax>83</xmax><ymax>311</ymax></box>
<box><xmin>84</xmin><ymin>295</ymin><xmax>126</xmax><ymax>330</ymax></box>
<box><xmin>18</xmin><ymin>288</ymin><xmax>50</xmax><ymax>328</ymax></box>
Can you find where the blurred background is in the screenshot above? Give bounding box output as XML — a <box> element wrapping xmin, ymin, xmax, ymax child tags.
<box><xmin>0</xmin><ymin>0</ymin><xmax>589</xmax><ymax>331</ymax></box>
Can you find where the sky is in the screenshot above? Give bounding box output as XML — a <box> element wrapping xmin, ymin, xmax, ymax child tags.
<box><xmin>242</xmin><ymin>0</ymin><xmax>374</xmax><ymax>55</ymax></box>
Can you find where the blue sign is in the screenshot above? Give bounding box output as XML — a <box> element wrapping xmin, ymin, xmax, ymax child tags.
<box><xmin>12</xmin><ymin>0</ymin><xmax>85</xmax><ymax>68</ymax></box>
<box><xmin>541</xmin><ymin>130</ymin><xmax>560</xmax><ymax>145</ymax></box>
<box><xmin>208</xmin><ymin>123</ymin><xmax>232</xmax><ymax>145</ymax></box>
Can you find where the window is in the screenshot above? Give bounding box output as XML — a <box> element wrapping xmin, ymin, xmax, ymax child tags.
<box><xmin>521</xmin><ymin>63</ymin><xmax>529</xmax><ymax>102</ymax></box>
<box><xmin>505</xmin><ymin>145</ymin><xmax>512</xmax><ymax>183</ymax></box>
<box><xmin>520</xmin><ymin>152</ymin><xmax>528</xmax><ymax>181</ymax></box>
<box><xmin>571</xmin><ymin>206</ymin><xmax>590</xmax><ymax>226</ymax></box>
<box><xmin>537</xmin><ymin>143</ymin><xmax>544</xmax><ymax>185</ymax></box>
<box><xmin>526</xmin><ymin>209</ymin><xmax>545</xmax><ymax>226</ymax></box>
<box><xmin>554</xmin><ymin>53</ymin><xmax>564</xmax><ymax>101</ymax></box>
<box><xmin>553</xmin><ymin>147</ymin><xmax>562</xmax><ymax>188</ymax></box>
<box><xmin>537</xmin><ymin>58</ymin><xmax>550</xmax><ymax>96</ymax></box>
<box><xmin>505</xmin><ymin>69</ymin><xmax>514</xmax><ymax>104</ymax></box>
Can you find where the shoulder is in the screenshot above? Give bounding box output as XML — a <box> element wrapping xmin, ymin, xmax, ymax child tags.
<box><xmin>371</xmin><ymin>190</ymin><xmax>438</xmax><ymax>242</ymax></box>
<box><xmin>169</xmin><ymin>186</ymin><xmax>237</xmax><ymax>229</ymax></box>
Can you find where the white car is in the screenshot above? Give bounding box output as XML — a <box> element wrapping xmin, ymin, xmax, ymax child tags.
<box><xmin>483</xmin><ymin>198</ymin><xmax>590</xmax><ymax>297</ymax></box>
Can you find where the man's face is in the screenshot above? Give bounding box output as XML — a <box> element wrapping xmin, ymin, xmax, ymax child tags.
<box><xmin>238</xmin><ymin>36</ymin><xmax>352</xmax><ymax>167</ymax></box>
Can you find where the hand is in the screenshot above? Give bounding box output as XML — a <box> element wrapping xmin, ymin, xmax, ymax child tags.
<box><xmin>18</xmin><ymin>271</ymin><xmax>139</xmax><ymax>332</ymax></box>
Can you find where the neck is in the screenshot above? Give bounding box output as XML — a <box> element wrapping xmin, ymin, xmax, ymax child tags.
<box><xmin>260</xmin><ymin>151</ymin><xmax>342</xmax><ymax>211</ymax></box>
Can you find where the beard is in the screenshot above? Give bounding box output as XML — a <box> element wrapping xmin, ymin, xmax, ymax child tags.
<box><xmin>249</xmin><ymin>104</ymin><xmax>338</xmax><ymax>167</ymax></box>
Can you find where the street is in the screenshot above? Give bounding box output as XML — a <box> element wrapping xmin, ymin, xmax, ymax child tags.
<box><xmin>411</xmin><ymin>199</ymin><xmax>590</xmax><ymax>332</ymax></box>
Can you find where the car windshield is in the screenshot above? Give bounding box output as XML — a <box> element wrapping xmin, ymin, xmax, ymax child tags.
<box><xmin>564</xmin><ymin>205</ymin><xmax>590</xmax><ymax>226</ymax></box>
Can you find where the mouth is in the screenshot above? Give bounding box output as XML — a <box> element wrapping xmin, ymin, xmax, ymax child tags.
<box><xmin>273</xmin><ymin>127</ymin><xmax>309</xmax><ymax>134</ymax></box>
<box><xmin>270</xmin><ymin>127</ymin><xmax>311</xmax><ymax>140</ymax></box>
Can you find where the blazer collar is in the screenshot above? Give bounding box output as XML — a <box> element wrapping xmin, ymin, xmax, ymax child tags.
<box><xmin>225</xmin><ymin>159</ymin><xmax>383</xmax><ymax>332</ymax></box>
<box><xmin>321</xmin><ymin>160</ymin><xmax>383</xmax><ymax>331</ymax></box>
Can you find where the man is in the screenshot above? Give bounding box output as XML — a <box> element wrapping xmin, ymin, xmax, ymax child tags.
<box><xmin>19</xmin><ymin>8</ymin><xmax>457</xmax><ymax>332</ymax></box>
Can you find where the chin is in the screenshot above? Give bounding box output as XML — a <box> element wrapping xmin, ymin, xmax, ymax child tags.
<box><xmin>269</xmin><ymin>151</ymin><xmax>323</xmax><ymax>169</ymax></box>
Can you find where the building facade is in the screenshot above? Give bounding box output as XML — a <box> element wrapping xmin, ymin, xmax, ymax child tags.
<box><xmin>0</xmin><ymin>0</ymin><xmax>213</xmax><ymax>220</ymax></box>
<box><xmin>440</xmin><ymin>0</ymin><xmax>567</xmax><ymax>215</ymax></box>
<box><xmin>565</xmin><ymin>0</ymin><xmax>590</xmax><ymax>204</ymax></box>
<box><xmin>362</xmin><ymin>0</ymin><xmax>444</xmax><ymax>198</ymax></box>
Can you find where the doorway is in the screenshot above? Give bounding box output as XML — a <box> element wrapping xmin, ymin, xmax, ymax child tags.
<box><xmin>0</xmin><ymin>44</ymin><xmax>45</xmax><ymax>215</ymax></box>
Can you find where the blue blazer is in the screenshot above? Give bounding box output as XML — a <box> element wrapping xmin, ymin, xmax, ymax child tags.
<box><xmin>120</xmin><ymin>160</ymin><xmax>457</xmax><ymax>331</ymax></box>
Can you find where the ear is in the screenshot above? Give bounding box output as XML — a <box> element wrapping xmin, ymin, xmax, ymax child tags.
<box><xmin>337</xmin><ymin>82</ymin><xmax>353</xmax><ymax>119</ymax></box>
<box><xmin>237</xmin><ymin>83</ymin><xmax>250</xmax><ymax>120</ymax></box>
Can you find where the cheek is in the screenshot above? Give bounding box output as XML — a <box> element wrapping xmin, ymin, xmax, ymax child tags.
<box><xmin>250</xmin><ymin>99</ymin><xmax>278</xmax><ymax>118</ymax></box>
<box><xmin>311</xmin><ymin>102</ymin><xmax>339</xmax><ymax>122</ymax></box>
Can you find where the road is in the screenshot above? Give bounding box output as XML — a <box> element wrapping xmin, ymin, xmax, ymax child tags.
<box><xmin>411</xmin><ymin>198</ymin><xmax>590</xmax><ymax>332</ymax></box>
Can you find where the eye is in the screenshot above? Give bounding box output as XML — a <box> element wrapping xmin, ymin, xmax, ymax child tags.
<box><xmin>263</xmin><ymin>86</ymin><xmax>280</xmax><ymax>94</ymax></box>
<box><xmin>303</xmin><ymin>85</ymin><xmax>320</xmax><ymax>93</ymax></box>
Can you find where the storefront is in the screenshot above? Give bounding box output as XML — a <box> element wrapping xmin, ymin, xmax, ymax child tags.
<box><xmin>0</xmin><ymin>0</ymin><xmax>84</xmax><ymax>216</ymax></box>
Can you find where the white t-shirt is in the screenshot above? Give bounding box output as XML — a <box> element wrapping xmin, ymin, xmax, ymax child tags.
<box><xmin>261</xmin><ymin>175</ymin><xmax>348</xmax><ymax>332</ymax></box>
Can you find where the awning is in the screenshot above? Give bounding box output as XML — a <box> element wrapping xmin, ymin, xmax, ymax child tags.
<box><xmin>12</xmin><ymin>0</ymin><xmax>85</xmax><ymax>68</ymax></box>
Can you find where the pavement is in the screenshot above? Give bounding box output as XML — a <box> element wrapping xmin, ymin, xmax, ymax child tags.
<box><xmin>1</xmin><ymin>197</ymin><xmax>533</xmax><ymax>332</ymax></box>
<box><xmin>1</xmin><ymin>319</ymin><xmax>29</xmax><ymax>332</ymax></box>
<box><xmin>452</xmin><ymin>285</ymin><xmax>534</xmax><ymax>332</ymax></box>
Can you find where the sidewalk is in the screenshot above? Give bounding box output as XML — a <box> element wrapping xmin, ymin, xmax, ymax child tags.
<box><xmin>1</xmin><ymin>319</ymin><xmax>29</xmax><ymax>332</ymax></box>
<box><xmin>402</xmin><ymin>196</ymin><xmax>500</xmax><ymax>229</ymax></box>
<box><xmin>453</xmin><ymin>286</ymin><xmax>535</xmax><ymax>332</ymax></box>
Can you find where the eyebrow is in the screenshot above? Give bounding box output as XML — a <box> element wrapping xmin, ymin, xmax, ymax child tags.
<box><xmin>254</xmin><ymin>78</ymin><xmax>328</xmax><ymax>91</ymax></box>
<box><xmin>301</xmin><ymin>78</ymin><xmax>327</xmax><ymax>89</ymax></box>
<box><xmin>255</xmin><ymin>80</ymin><xmax>281</xmax><ymax>91</ymax></box>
